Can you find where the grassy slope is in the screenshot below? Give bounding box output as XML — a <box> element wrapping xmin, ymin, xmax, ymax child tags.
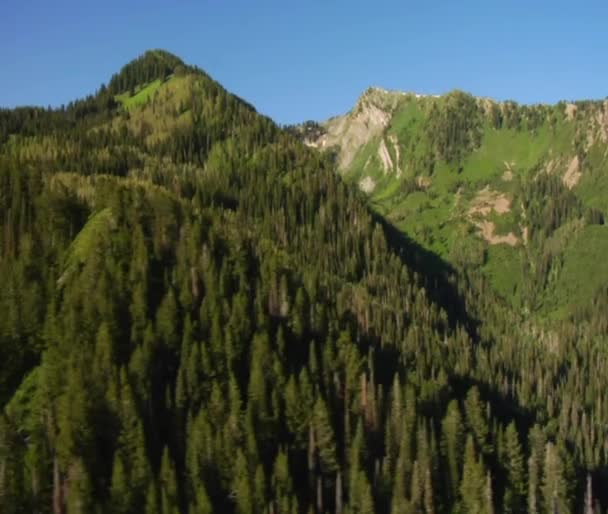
<box><xmin>337</xmin><ymin>95</ymin><xmax>608</xmax><ymax>318</ymax></box>
<box><xmin>110</xmin><ymin>75</ymin><xmax>194</xmax><ymax>146</ymax></box>
<box><xmin>115</xmin><ymin>78</ymin><xmax>165</xmax><ymax>110</ymax></box>
<box><xmin>542</xmin><ymin>224</ymin><xmax>608</xmax><ymax>317</ymax></box>
<box><xmin>57</xmin><ymin>207</ymin><xmax>114</xmax><ymax>286</ymax></box>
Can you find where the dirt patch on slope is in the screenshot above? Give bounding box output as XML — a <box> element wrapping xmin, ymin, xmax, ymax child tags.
<box><xmin>502</xmin><ymin>161</ymin><xmax>515</xmax><ymax>181</ymax></box>
<box><xmin>562</xmin><ymin>155</ymin><xmax>581</xmax><ymax>189</ymax></box>
<box><xmin>359</xmin><ymin>176</ymin><xmax>376</xmax><ymax>193</ymax></box>
<box><xmin>467</xmin><ymin>187</ymin><xmax>518</xmax><ymax>246</ymax></box>
<box><xmin>416</xmin><ymin>176</ymin><xmax>432</xmax><ymax>189</ymax></box>
<box><xmin>472</xmin><ymin>220</ymin><xmax>518</xmax><ymax>246</ymax></box>
<box><xmin>469</xmin><ymin>186</ymin><xmax>512</xmax><ymax>216</ymax></box>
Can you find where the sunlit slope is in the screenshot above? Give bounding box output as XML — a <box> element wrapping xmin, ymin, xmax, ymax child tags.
<box><xmin>302</xmin><ymin>88</ymin><xmax>608</xmax><ymax>316</ymax></box>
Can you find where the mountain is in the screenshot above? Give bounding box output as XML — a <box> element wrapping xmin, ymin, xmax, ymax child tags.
<box><xmin>1</xmin><ymin>51</ymin><xmax>608</xmax><ymax>513</ymax></box>
<box><xmin>300</xmin><ymin>87</ymin><xmax>608</xmax><ymax>318</ymax></box>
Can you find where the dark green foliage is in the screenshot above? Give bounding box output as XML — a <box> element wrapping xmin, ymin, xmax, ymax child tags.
<box><xmin>283</xmin><ymin>120</ymin><xmax>327</xmax><ymax>143</ymax></box>
<box><xmin>0</xmin><ymin>52</ymin><xmax>606</xmax><ymax>514</ymax></box>
<box><xmin>107</xmin><ymin>50</ymin><xmax>187</xmax><ymax>95</ymax></box>
<box><xmin>424</xmin><ymin>90</ymin><xmax>482</xmax><ymax>164</ymax></box>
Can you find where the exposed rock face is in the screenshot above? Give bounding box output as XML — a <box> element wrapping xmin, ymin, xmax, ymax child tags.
<box><xmin>377</xmin><ymin>138</ymin><xmax>393</xmax><ymax>173</ymax></box>
<box><xmin>563</xmin><ymin>155</ymin><xmax>581</xmax><ymax>189</ymax></box>
<box><xmin>359</xmin><ymin>176</ymin><xmax>376</xmax><ymax>193</ymax></box>
<box><xmin>312</xmin><ymin>87</ymin><xmax>405</xmax><ymax>171</ymax></box>
<box><xmin>565</xmin><ymin>103</ymin><xmax>577</xmax><ymax>121</ymax></box>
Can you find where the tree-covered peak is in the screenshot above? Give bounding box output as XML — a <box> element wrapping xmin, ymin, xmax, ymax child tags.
<box><xmin>107</xmin><ymin>49</ymin><xmax>191</xmax><ymax>95</ymax></box>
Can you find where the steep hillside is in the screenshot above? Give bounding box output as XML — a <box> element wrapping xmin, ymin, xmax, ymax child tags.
<box><xmin>2</xmin><ymin>51</ymin><xmax>608</xmax><ymax>513</ymax></box>
<box><xmin>303</xmin><ymin>88</ymin><xmax>608</xmax><ymax>317</ymax></box>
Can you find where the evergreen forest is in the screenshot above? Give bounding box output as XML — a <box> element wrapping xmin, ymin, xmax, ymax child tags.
<box><xmin>1</xmin><ymin>50</ymin><xmax>608</xmax><ymax>514</ymax></box>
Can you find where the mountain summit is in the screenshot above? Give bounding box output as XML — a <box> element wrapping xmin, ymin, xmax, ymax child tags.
<box><xmin>107</xmin><ymin>50</ymin><xmax>187</xmax><ymax>95</ymax></box>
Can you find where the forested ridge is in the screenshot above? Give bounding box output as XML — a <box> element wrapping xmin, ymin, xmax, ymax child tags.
<box><xmin>1</xmin><ymin>50</ymin><xmax>608</xmax><ymax>514</ymax></box>
<box><xmin>301</xmin><ymin>87</ymin><xmax>608</xmax><ymax>324</ymax></box>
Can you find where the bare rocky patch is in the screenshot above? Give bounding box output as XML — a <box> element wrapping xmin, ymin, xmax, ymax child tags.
<box><xmin>471</xmin><ymin>220</ymin><xmax>518</xmax><ymax>246</ymax></box>
<box><xmin>389</xmin><ymin>134</ymin><xmax>402</xmax><ymax>176</ymax></box>
<box><xmin>502</xmin><ymin>161</ymin><xmax>515</xmax><ymax>181</ymax></box>
<box><xmin>521</xmin><ymin>225</ymin><xmax>529</xmax><ymax>246</ymax></box>
<box><xmin>544</xmin><ymin>158</ymin><xmax>558</xmax><ymax>175</ymax></box>
<box><xmin>562</xmin><ymin>155</ymin><xmax>581</xmax><ymax>189</ymax></box>
<box><xmin>467</xmin><ymin>187</ymin><xmax>518</xmax><ymax>246</ymax></box>
<box><xmin>313</xmin><ymin>88</ymin><xmax>405</xmax><ymax>171</ymax></box>
<box><xmin>595</xmin><ymin>102</ymin><xmax>608</xmax><ymax>143</ymax></box>
<box><xmin>377</xmin><ymin>138</ymin><xmax>393</xmax><ymax>173</ymax></box>
<box><xmin>416</xmin><ymin>176</ymin><xmax>432</xmax><ymax>189</ymax></box>
<box><xmin>469</xmin><ymin>186</ymin><xmax>512</xmax><ymax>216</ymax></box>
<box><xmin>359</xmin><ymin>176</ymin><xmax>376</xmax><ymax>194</ymax></box>
<box><xmin>565</xmin><ymin>103</ymin><xmax>577</xmax><ymax>121</ymax></box>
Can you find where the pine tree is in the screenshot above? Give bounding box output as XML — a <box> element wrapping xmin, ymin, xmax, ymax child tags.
<box><xmin>232</xmin><ymin>450</ymin><xmax>253</xmax><ymax>514</ymax></box>
<box><xmin>192</xmin><ymin>482</ymin><xmax>213</xmax><ymax>514</ymax></box>
<box><xmin>441</xmin><ymin>399</ymin><xmax>463</xmax><ymax>502</ymax></box>
<box><xmin>159</xmin><ymin>447</ymin><xmax>179</xmax><ymax>514</ymax></box>
<box><xmin>460</xmin><ymin>435</ymin><xmax>485</xmax><ymax>514</ymax></box>
<box><xmin>464</xmin><ymin>387</ymin><xmax>490</xmax><ymax>455</ymax></box>
<box><xmin>423</xmin><ymin>466</ymin><xmax>435</xmax><ymax>514</ymax></box>
<box><xmin>65</xmin><ymin>458</ymin><xmax>93</xmax><ymax>514</ymax></box>
<box><xmin>410</xmin><ymin>459</ymin><xmax>423</xmax><ymax>513</ymax></box>
<box><xmin>527</xmin><ymin>425</ymin><xmax>545</xmax><ymax>514</ymax></box>
<box><xmin>110</xmin><ymin>455</ymin><xmax>131</xmax><ymax>514</ymax></box>
<box><xmin>313</xmin><ymin>397</ymin><xmax>338</xmax><ymax>475</ymax></box>
<box><xmin>503</xmin><ymin>421</ymin><xmax>525</xmax><ymax>514</ymax></box>
<box><xmin>541</xmin><ymin>442</ymin><xmax>571</xmax><ymax>514</ymax></box>
<box><xmin>272</xmin><ymin>450</ymin><xmax>298</xmax><ymax>514</ymax></box>
<box><xmin>528</xmin><ymin>450</ymin><xmax>540</xmax><ymax>514</ymax></box>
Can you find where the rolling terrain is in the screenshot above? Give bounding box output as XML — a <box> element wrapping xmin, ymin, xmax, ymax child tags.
<box><xmin>297</xmin><ymin>87</ymin><xmax>608</xmax><ymax>318</ymax></box>
<box><xmin>1</xmin><ymin>50</ymin><xmax>608</xmax><ymax>513</ymax></box>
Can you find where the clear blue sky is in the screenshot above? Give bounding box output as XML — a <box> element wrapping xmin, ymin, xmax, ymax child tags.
<box><xmin>1</xmin><ymin>0</ymin><xmax>607</xmax><ymax>124</ymax></box>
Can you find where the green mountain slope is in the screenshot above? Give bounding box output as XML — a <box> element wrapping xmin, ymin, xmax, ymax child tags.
<box><xmin>303</xmin><ymin>87</ymin><xmax>608</xmax><ymax>317</ymax></box>
<box><xmin>1</xmin><ymin>51</ymin><xmax>608</xmax><ymax>513</ymax></box>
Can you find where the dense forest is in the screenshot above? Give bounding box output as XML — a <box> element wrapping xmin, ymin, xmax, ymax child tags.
<box><xmin>1</xmin><ymin>50</ymin><xmax>608</xmax><ymax>514</ymax></box>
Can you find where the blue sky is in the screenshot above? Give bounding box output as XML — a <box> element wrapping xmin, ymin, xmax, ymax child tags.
<box><xmin>1</xmin><ymin>0</ymin><xmax>607</xmax><ymax>124</ymax></box>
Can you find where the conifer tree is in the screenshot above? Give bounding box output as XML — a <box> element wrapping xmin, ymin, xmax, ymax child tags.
<box><xmin>503</xmin><ymin>421</ymin><xmax>525</xmax><ymax>514</ymax></box>
<box><xmin>441</xmin><ymin>399</ymin><xmax>464</xmax><ymax>502</ymax></box>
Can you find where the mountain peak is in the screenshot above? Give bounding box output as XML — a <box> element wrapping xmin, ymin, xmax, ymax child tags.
<box><xmin>357</xmin><ymin>86</ymin><xmax>440</xmax><ymax>108</ymax></box>
<box><xmin>107</xmin><ymin>49</ymin><xmax>190</xmax><ymax>95</ymax></box>
<box><xmin>354</xmin><ymin>86</ymin><xmax>406</xmax><ymax>113</ymax></box>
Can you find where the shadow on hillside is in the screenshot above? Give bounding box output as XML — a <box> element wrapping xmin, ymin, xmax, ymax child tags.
<box><xmin>371</xmin><ymin>212</ymin><xmax>481</xmax><ymax>341</ymax></box>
